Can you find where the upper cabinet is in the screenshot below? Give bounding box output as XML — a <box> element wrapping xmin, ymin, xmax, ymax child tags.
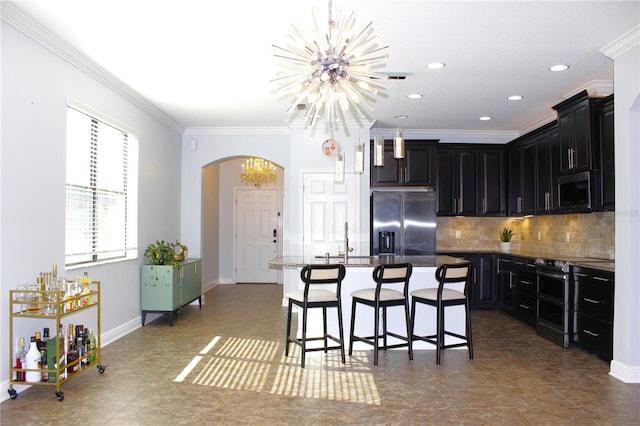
<box><xmin>553</xmin><ymin>90</ymin><xmax>594</xmax><ymax>174</ymax></box>
<box><xmin>436</xmin><ymin>147</ymin><xmax>478</xmax><ymax>216</ymax></box>
<box><xmin>370</xmin><ymin>140</ymin><xmax>437</xmax><ymax>187</ymax></box>
<box><xmin>552</xmin><ymin>90</ymin><xmax>615</xmax><ymax>212</ymax></box>
<box><xmin>535</xmin><ymin>123</ymin><xmax>561</xmax><ymax>214</ymax></box>
<box><xmin>478</xmin><ymin>149</ymin><xmax>507</xmax><ymax>216</ymax></box>
<box><xmin>435</xmin><ymin>145</ymin><xmax>506</xmax><ymax>217</ymax></box>
<box><xmin>508</xmin><ymin>122</ymin><xmax>560</xmax><ymax>216</ymax></box>
<box><xmin>593</xmin><ymin>95</ymin><xmax>615</xmax><ymax>211</ymax></box>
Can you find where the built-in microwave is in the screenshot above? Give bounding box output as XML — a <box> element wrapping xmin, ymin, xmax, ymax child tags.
<box><xmin>557</xmin><ymin>171</ymin><xmax>593</xmax><ymax>211</ymax></box>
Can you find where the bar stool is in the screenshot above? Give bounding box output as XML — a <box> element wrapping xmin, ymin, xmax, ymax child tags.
<box><xmin>285</xmin><ymin>264</ymin><xmax>346</xmax><ymax>368</ymax></box>
<box><xmin>410</xmin><ymin>263</ymin><xmax>473</xmax><ymax>365</ymax></box>
<box><xmin>349</xmin><ymin>263</ymin><xmax>413</xmax><ymax>366</ymax></box>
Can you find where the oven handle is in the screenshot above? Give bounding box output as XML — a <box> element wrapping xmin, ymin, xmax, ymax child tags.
<box><xmin>535</xmin><ymin>269</ymin><xmax>566</xmax><ymax>281</ymax></box>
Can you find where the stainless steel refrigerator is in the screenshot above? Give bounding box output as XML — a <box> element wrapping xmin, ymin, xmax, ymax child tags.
<box><xmin>371</xmin><ymin>190</ymin><xmax>437</xmax><ymax>255</ymax></box>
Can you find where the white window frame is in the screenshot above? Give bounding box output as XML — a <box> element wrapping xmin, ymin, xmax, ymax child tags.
<box><xmin>65</xmin><ymin>98</ymin><xmax>138</xmax><ymax>267</ymax></box>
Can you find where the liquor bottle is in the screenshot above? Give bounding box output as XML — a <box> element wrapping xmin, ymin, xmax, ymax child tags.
<box><xmin>34</xmin><ymin>332</ymin><xmax>46</xmax><ymax>382</ymax></box>
<box><xmin>88</xmin><ymin>329</ymin><xmax>97</xmax><ymax>365</ymax></box>
<box><xmin>41</xmin><ymin>329</ymin><xmax>50</xmax><ymax>382</ymax></box>
<box><xmin>15</xmin><ymin>337</ymin><xmax>26</xmax><ymax>381</ymax></box>
<box><xmin>25</xmin><ymin>337</ymin><xmax>42</xmax><ymax>382</ymax></box>
<box><xmin>75</xmin><ymin>326</ymin><xmax>84</xmax><ymax>368</ymax></box>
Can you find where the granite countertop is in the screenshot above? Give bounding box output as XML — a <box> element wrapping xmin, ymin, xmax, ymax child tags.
<box><xmin>438</xmin><ymin>248</ymin><xmax>615</xmax><ymax>272</ymax></box>
<box><xmin>269</xmin><ymin>255</ymin><xmax>470</xmax><ymax>268</ymax></box>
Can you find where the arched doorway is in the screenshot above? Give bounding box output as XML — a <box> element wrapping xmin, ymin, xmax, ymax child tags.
<box><xmin>201</xmin><ymin>156</ymin><xmax>284</xmax><ymax>289</ymax></box>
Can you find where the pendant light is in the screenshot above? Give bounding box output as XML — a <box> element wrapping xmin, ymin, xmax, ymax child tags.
<box><xmin>334</xmin><ymin>152</ymin><xmax>345</xmax><ymax>183</ymax></box>
<box><xmin>373</xmin><ymin>136</ymin><xmax>385</xmax><ymax>167</ymax></box>
<box><xmin>354</xmin><ymin>143</ymin><xmax>365</xmax><ymax>174</ymax></box>
<box><xmin>393</xmin><ymin>128</ymin><xmax>404</xmax><ymax>159</ymax></box>
<box><xmin>392</xmin><ymin>77</ymin><xmax>405</xmax><ymax>158</ymax></box>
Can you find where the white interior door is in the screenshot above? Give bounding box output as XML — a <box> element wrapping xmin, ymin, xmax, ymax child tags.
<box><xmin>235</xmin><ymin>189</ymin><xmax>279</xmax><ymax>283</ymax></box>
<box><xmin>303</xmin><ymin>172</ymin><xmax>359</xmax><ymax>257</ymax></box>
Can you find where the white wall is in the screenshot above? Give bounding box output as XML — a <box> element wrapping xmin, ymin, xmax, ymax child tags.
<box><xmin>181</xmin><ymin>126</ymin><xmax>373</xmax><ymax>281</ymax></box>
<box><xmin>607</xmin><ymin>35</ymin><xmax>640</xmax><ymax>382</ymax></box>
<box><xmin>202</xmin><ymin>163</ymin><xmax>220</xmax><ymax>288</ymax></box>
<box><xmin>1</xmin><ymin>22</ymin><xmax>182</xmax><ymax>389</ymax></box>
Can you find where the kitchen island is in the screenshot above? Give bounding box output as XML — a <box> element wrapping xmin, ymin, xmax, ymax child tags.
<box><xmin>269</xmin><ymin>255</ymin><xmax>470</xmax><ymax>351</ymax></box>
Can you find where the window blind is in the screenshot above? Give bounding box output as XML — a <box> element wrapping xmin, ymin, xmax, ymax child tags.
<box><xmin>65</xmin><ymin>105</ymin><xmax>137</xmax><ymax>266</ymax></box>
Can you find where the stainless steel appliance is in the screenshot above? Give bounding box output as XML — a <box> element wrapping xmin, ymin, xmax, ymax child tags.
<box><xmin>371</xmin><ymin>190</ymin><xmax>436</xmax><ymax>255</ymax></box>
<box><xmin>534</xmin><ymin>258</ymin><xmax>572</xmax><ymax>348</ymax></box>
<box><xmin>557</xmin><ymin>171</ymin><xmax>595</xmax><ymax>212</ymax></box>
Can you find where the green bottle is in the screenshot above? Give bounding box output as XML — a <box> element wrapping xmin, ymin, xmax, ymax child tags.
<box><xmin>88</xmin><ymin>329</ymin><xmax>97</xmax><ymax>364</ymax></box>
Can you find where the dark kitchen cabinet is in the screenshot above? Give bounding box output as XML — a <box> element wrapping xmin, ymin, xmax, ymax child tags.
<box><xmin>478</xmin><ymin>150</ymin><xmax>507</xmax><ymax>216</ymax></box>
<box><xmin>436</xmin><ymin>148</ymin><xmax>478</xmax><ymax>215</ymax></box>
<box><xmin>535</xmin><ymin>122</ymin><xmax>561</xmax><ymax>214</ymax></box>
<box><xmin>508</xmin><ymin>140</ymin><xmax>535</xmax><ymax>216</ymax></box>
<box><xmin>496</xmin><ymin>256</ymin><xmax>514</xmax><ymax>313</ymax></box>
<box><xmin>511</xmin><ymin>259</ymin><xmax>537</xmax><ymax>327</ymax></box>
<box><xmin>443</xmin><ymin>252</ymin><xmax>494</xmax><ymax>309</ymax></box>
<box><xmin>370</xmin><ymin>140</ymin><xmax>437</xmax><ymax>187</ymax></box>
<box><xmin>573</xmin><ymin>266</ymin><xmax>614</xmax><ymax>361</ymax></box>
<box><xmin>573</xmin><ymin>266</ymin><xmax>614</xmax><ymax>360</ymax></box>
<box><xmin>509</xmin><ymin>122</ymin><xmax>562</xmax><ymax>216</ymax></box>
<box><xmin>593</xmin><ymin>95</ymin><xmax>615</xmax><ymax>211</ymax></box>
<box><xmin>553</xmin><ymin>90</ymin><xmax>593</xmax><ymax>174</ymax></box>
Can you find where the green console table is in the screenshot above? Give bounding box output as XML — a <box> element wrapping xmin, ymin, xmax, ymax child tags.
<box><xmin>141</xmin><ymin>258</ymin><xmax>202</xmax><ymax>326</ymax></box>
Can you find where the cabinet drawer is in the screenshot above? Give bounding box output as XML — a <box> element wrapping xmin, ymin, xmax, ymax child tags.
<box><xmin>574</xmin><ymin>279</ymin><xmax>614</xmax><ymax>321</ymax></box>
<box><xmin>576</xmin><ymin>313</ymin><xmax>612</xmax><ymax>361</ymax></box>
<box><xmin>513</xmin><ymin>272</ymin><xmax>536</xmax><ymax>296</ymax></box>
<box><xmin>513</xmin><ymin>292</ymin><xmax>536</xmax><ymax>326</ymax></box>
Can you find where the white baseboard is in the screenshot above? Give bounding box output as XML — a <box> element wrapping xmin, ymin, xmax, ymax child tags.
<box><xmin>101</xmin><ymin>316</ymin><xmax>141</xmax><ymax>347</ymax></box>
<box><xmin>609</xmin><ymin>360</ymin><xmax>640</xmax><ymax>383</ymax></box>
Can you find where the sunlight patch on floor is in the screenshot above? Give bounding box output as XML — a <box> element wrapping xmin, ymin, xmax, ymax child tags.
<box><xmin>174</xmin><ymin>336</ymin><xmax>381</xmax><ymax>405</ymax></box>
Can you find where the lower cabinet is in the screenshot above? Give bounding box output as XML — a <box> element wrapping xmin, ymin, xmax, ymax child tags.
<box><xmin>141</xmin><ymin>258</ymin><xmax>202</xmax><ymax>326</ymax></box>
<box><xmin>496</xmin><ymin>256</ymin><xmax>514</xmax><ymax>313</ymax></box>
<box><xmin>511</xmin><ymin>261</ymin><xmax>537</xmax><ymax>326</ymax></box>
<box><xmin>440</xmin><ymin>252</ymin><xmax>494</xmax><ymax>309</ymax></box>
<box><xmin>572</xmin><ymin>266</ymin><xmax>614</xmax><ymax>361</ymax></box>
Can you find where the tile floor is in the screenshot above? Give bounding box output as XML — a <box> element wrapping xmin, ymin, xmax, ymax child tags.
<box><xmin>2</xmin><ymin>284</ymin><xmax>639</xmax><ymax>425</ymax></box>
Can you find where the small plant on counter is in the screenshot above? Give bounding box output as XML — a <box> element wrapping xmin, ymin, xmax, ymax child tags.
<box><xmin>499</xmin><ymin>227</ymin><xmax>514</xmax><ymax>242</ymax></box>
<box><xmin>145</xmin><ymin>240</ymin><xmax>178</xmax><ymax>266</ymax></box>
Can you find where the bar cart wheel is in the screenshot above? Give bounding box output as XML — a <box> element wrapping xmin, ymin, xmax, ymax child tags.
<box><xmin>55</xmin><ymin>390</ymin><xmax>64</xmax><ymax>401</ymax></box>
<box><xmin>97</xmin><ymin>365</ymin><xmax>106</xmax><ymax>374</ymax></box>
<box><xmin>7</xmin><ymin>388</ymin><xmax>18</xmax><ymax>399</ymax></box>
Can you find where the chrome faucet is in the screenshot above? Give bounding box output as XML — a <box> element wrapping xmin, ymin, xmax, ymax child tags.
<box><xmin>339</xmin><ymin>221</ymin><xmax>354</xmax><ymax>263</ymax></box>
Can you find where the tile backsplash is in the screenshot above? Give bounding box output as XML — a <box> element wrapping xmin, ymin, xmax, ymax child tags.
<box><xmin>436</xmin><ymin>212</ymin><xmax>614</xmax><ymax>260</ymax></box>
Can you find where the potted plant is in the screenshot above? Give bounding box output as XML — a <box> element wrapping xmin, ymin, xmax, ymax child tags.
<box><xmin>499</xmin><ymin>227</ymin><xmax>514</xmax><ymax>251</ymax></box>
<box><xmin>144</xmin><ymin>240</ymin><xmax>178</xmax><ymax>266</ymax></box>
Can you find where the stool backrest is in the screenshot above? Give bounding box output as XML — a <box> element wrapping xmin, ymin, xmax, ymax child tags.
<box><xmin>301</xmin><ymin>264</ymin><xmax>346</xmax><ymax>283</ymax></box>
<box><xmin>372</xmin><ymin>263</ymin><xmax>413</xmax><ymax>297</ymax></box>
<box><xmin>435</xmin><ymin>263</ymin><xmax>472</xmax><ymax>296</ymax></box>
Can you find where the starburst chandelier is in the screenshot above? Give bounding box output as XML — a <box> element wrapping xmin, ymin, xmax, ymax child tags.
<box><xmin>240</xmin><ymin>158</ymin><xmax>277</xmax><ymax>188</ymax></box>
<box><xmin>272</xmin><ymin>0</ymin><xmax>389</xmax><ymax>128</ymax></box>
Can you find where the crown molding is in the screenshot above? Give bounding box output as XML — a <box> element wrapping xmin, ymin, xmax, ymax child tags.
<box><xmin>370</xmin><ymin>128</ymin><xmax>518</xmax><ymax>145</ymax></box>
<box><xmin>184</xmin><ymin>127</ymin><xmax>290</xmax><ymax>136</ymax></box>
<box><xmin>600</xmin><ymin>25</ymin><xmax>640</xmax><ymax>59</ymax></box>
<box><xmin>1</xmin><ymin>2</ymin><xmax>185</xmax><ymax>134</ymax></box>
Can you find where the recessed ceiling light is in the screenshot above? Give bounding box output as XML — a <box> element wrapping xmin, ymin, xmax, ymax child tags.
<box><xmin>549</xmin><ymin>64</ymin><xmax>569</xmax><ymax>72</ymax></box>
<box><xmin>508</xmin><ymin>95</ymin><xmax>523</xmax><ymax>101</ymax></box>
<box><xmin>426</xmin><ymin>62</ymin><xmax>445</xmax><ymax>70</ymax></box>
<box><xmin>407</xmin><ymin>93</ymin><xmax>423</xmax><ymax>99</ymax></box>
<box><xmin>479</xmin><ymin>116</ymin><xmax>492</xmax><ymax>121</ymax></box>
